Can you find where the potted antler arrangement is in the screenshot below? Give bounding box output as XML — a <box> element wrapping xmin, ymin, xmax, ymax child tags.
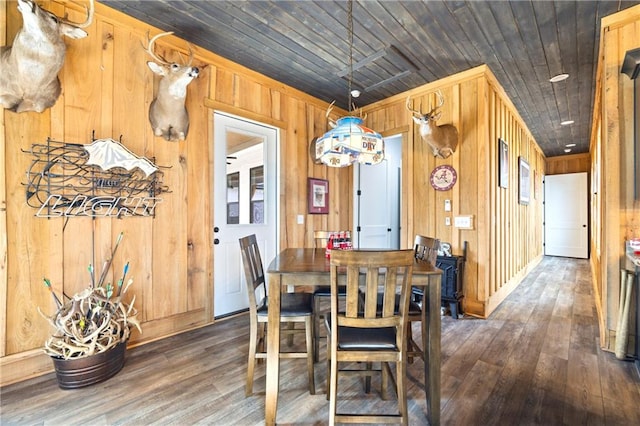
<box><xmin>39</xmin><ymin>232</ymin><xmax>141</xmax><ymax>389</ymax></box>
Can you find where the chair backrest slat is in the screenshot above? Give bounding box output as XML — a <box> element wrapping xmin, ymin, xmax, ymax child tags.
<box><xmin>330</xmin><ymin>250</ymin><xmax>414</xmax><ymax>333</ymax></box>
<box><xmin>314</xmin><ymin>230</ymin><xmax>333</xmax><ymax>248</ymax></box>
<box><xmin>414</xmin><ymin>235</ymin><xmax>440</xmax><ymax>266</ymax></box>
<box><xmin>239</xmin><ymin>234</ymin><xmax>266</xmax><ymax>313</ymax></box>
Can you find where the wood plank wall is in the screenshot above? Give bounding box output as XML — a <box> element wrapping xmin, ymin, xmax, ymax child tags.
<box><xmin>361</xmin><ymin>66</ymin><xmax>545</xmax><ymax>319</ymax></box>
<box><xmin>590</xmin><ymin>5</ymin><xmax>640</xmax><ymax>351</ymax></box>
<box><xmin>0</xmin><ymin>0</ymin><xmax>351</xmax><ymax>386</ymax></box>
<box><xmin>546</xmin><ymin>153</ymin><xmax>591</xmax><ymax>175</ymax></box>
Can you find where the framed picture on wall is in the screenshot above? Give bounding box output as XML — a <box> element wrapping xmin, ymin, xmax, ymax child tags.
<box><xmin>308</xmin><ymin>177</ymin><xmax>329</xmax><ymax>214</ymax></box>
<box><xmin>498</xmin><ymin>138</ymin><xmax>509</xmax><ymax>188</ymax></box>
<box><xmin>519</xmin><ymin>157</ymin><xmax>531</xmax><ymax>205</ymax></box>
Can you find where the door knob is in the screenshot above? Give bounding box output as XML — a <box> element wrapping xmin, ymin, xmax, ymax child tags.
<box><xmin>214</xmin><ymin>238</ymin><xmax>220</xmax><ymax>245</ymax></box>
<box><xmin>214</xmin><ymin>226</ymin><xmax>220</xmax><ymax>233</ymax></box>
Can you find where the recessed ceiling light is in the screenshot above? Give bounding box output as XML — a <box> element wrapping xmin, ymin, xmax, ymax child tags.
<box><xmin>564</xmin><ymin>149</ymin><xmax>572</xmax><ymax>153</ymax></box>
<box><xmin>565</xmin><ymin>143</ymin><xmax>576</xmax><ymax>147</ymax></box>
<box><xmin>561</xmin><ymin>120</ymin><xmax>574</xmax><ymax>126</ymax></box>
<box><xmin>550</xmin><ymin>73</ymin><xmax>569</xmax><ymax>83</ymax></box>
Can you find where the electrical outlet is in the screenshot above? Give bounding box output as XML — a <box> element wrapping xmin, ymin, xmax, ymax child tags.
<box><xmin>444</xmin><ymin>199</ymin><xmax>451</xmax><ymax>212</ymax></box>
<box><xmin>297</xmin><ymin>214</ymin><xmax>304</xmax><ymax>224</ymax></box>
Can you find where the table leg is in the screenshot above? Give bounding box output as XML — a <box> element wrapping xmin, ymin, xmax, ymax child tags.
<box><xmin>426</xmin><ymin>274</ymin><xmax>441</xmax><ymax>425</ymax></box>
<box><xmin>265</xmin><ymin>273</ymin><xmax>282</xmax><ymax>426</ymax></box>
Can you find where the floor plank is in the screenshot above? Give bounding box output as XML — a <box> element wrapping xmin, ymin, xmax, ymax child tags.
<box><xmin>1</xmin><ymin>256</ymin><xmax>639</xmax><ymax>425</ymax></box>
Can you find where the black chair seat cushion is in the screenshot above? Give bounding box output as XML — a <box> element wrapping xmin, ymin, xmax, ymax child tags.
<box><xmin>257</xmin><ymin>292</ymin><xmax>313</xmax><ymax>317</ymax></box>
<box><xmin>325</xmin><ymin>317</ymin><xmax>398</xmax><ymax>350</ymax></box>
<box><xmin>313</xmin><ymin>285</ymin><xmax>347</xmax><ymax>297</ymax></box>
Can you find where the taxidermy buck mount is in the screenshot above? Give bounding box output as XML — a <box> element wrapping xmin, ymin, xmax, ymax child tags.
<box><xmin>0</xmin><ymin>0</ymin><xmax>94</xmax><ymax>113</ymax></box>
<box><xmin>144</xmin><ymin>31</ymin><xmax>200</xmax><ymax>142</ymax></box>
<box><xmin>406</xmin><ymin>91</ymin><xmax>459</xmax><ymax>159</ymax></box>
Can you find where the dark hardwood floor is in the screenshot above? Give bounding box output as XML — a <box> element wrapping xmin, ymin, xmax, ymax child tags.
<box><xmin>2</xmin><ymin>256</ymin><xmax>639</xmax><ymax>425</ymax></box>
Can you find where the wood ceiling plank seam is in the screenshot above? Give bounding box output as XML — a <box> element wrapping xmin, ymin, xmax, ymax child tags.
<box><xmin>307</xmin><ymin>1</ymin><xmax>405</xmax><ymax>89</ymax></box>
<box><xmin>530</xmin><ymin>1</ymin><xmax>564</xmax><ymax>81</ymax></box>
<box><xmin>332</xmin><ymin>2</ymin><xmax>448</xmax><ymax>90</ymax></box>
<box><xmin>554</xmin><ymin>2</ymin><xmax>580</xmax><ymax>130</ymax></box>
<box><xmin>355</xmin><ymin>1</ymin><xmax>439</xmax><ymax>82</ymax></box>
<box><xmin>448</xmin><ymin>4</ymin><xmax>507</xmax><ymax>78</ymax></box>
<box><xmin>465</xmin><ymin>2</ymin><xmax>543</xmax><ymax>148</ymax></box>
<box><xmin>190</xmin><ymin>1</ymin><xmax>348</xmax><ymax>83</ymax></box>
<box><xmin>508</xmin><ymin>1</ymin><xmax>562</xmax><ymax>148</ymax></box>
<box><xmin>425</xmin><ymin>0</ymin><xmax>485</xmax><ymax>66</ymax></box>
<box><xmin>246</xmin><ymin>1</ymin><xmax>352</xmax><ymax>71</ymax></box>
<box><xmin>159</xmin><ymin>1</ymin><xmax>325</xmax><ymax>80</ymax></box>
<box><xmin>299</xmin><ymin>1</ymin><xmax>423</xmax><ymax>104</ymax></box>
<box><xmin>573</xmin><ymin>1</ymin><xmax>615</xmax><ymax>151</ymax></box>
<box><xmin>488</xmin><ymin>1</ymin><xmax>553</xmax><ymax>142</ymax></box>
<box><xmin>171</xmin><ymin>3</ymin><xmax>351</xmax><ymax>106</ymax></box>
<box><xmin>396</xmin><ymin>1</ymin><xmax>465</xmax><ymax>74</ymax></box>
<box><xmin>361</xmin><ymin>1</ymin><xmax>453</xmax><ymax>78</ymax></box>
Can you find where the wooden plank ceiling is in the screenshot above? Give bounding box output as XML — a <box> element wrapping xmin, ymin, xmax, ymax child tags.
<box><xmin>101</xmin><ymin>0</ymin><xmax>639</xmax><ymax>157</ymax></box>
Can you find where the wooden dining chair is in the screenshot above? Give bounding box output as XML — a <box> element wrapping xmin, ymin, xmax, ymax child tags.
<box><xmin>407</xmin><ymin>235</ymin><xmax>440</xmax><ymax>363</ymax></box>
<box><xmin>238</xmin><ymin>234</ymin><xmax>315</xmax><ymax>396</ymax></box>
<box><xmin>325</xmin><ymin>249</ymin><xmax>414</xmax><ymax>425</ymax></box>
<box><xmin>312</xmin><ymin>230</ymin><xmax>348</xmax><ymax>362</ymax></box>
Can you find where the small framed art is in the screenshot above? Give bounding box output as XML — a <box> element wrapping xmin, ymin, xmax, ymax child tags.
<box><xmin>308</xmin><ymin>178</ymin><xmax>329</xmax><ymax>214</ymax></box>
<box><xmin>519</xmin><ymin>157</ymin><xmax>531</xmax><ymax>205</ymax></box>
<box><xmin>498</xmin><ymin>138</ymin><xmax>509</xmax><ymax>188</ymax></box>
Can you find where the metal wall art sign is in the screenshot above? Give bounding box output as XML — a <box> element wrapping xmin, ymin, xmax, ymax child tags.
<box><xmin>24</xmin><ymin>138</ymin><xmax>169</xmax><ymax>218</ymax></box>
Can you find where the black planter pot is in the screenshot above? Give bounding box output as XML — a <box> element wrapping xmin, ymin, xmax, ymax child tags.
<box><xmin>51</xmin><ymin>341</ymin><xmax>127</xmax><ymax>390</ymax></box>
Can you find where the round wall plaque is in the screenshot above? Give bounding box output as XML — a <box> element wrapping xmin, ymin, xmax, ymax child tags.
<box><xmin>430</xmin><ymin>165</ymin><xmax>457</xmax><ymax>191</ymax></box>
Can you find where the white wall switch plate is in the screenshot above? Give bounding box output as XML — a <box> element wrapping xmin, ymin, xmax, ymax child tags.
<box><xmin>297</xmin><ymin>214</ymin><xmax>304</xmax><ymax>224</ymax></box>
<box><xmin>454</xmin><ymin>215</ymin><xmax>474</xmax><ymax>229</ymax></box>
<box><xmin>444</xmin><ymin>199</ymin><xmax>451</xmax><ymax>212</ymax></box>
<box><xmin>445</xmin><ymin>217</ymin><xmax>451</xmax><ymax>226</ymax></box>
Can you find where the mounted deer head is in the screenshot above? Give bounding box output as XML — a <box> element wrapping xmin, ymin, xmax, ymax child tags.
<box><xmin>144</xmin><ymin>31</ymin><xmax>199</xmax><ymax>142</ymax></box>
<box><xmin>0</xmin><ymin>0</ymin><xmax>94</xmax><ymax>113</ymax></box>
<box><xmin>406</xmin><ymin>90</ymin><xmax>459</xmax><ymax>159</ymax></box>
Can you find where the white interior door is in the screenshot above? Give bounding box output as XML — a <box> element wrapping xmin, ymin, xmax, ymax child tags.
<box><xmin>213</xmin><ymin>112</ymin><xmax>278</xmax><ymax>318</ymax></box>
<box><xmin>353</xmin><ymin>135</ymin><xmax>401</xmax><ymax>249</ymax></box>
<box><xmin>544</xmin><ymin>172</ymin><xmax>588</xmax><ymax>258</ymax></box>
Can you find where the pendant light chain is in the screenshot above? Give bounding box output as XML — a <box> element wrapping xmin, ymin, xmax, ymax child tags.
<box><xmin>314</xmin><ymin>0</ymin><xmax>384</xmax><ymax>168</ymax></box>
<box><xmin>347</xmin><ymin>0</ymin><xmax>353</xmax><ymax>113</ymax></box>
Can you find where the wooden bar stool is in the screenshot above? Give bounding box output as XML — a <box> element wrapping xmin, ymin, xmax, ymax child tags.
<box><xmin>312</xmin><ymin>230</ymin><xmax>348</xmax><ymax>362</ymax></box>
<box><xmin>407</xmin><ymin>235</ymin><xmax>440</xmax><ymax>363</ymax></box>
<box><xmin>239</xmin><ymin>234</ymin><xmax>315</xmax><ymax>396</ymax></box>
<box><xmin>325</xmin><ymin>249</ymin><xmax>414</xmax><ymax>425</ymax></box>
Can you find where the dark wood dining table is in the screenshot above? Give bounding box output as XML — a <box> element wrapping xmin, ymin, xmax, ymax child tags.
<box><xmin>265</xmin><ymin>248</ymin><xmax>442</xmax><ymax>425</ymax></box>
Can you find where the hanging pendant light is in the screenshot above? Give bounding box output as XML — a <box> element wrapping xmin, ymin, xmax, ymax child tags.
<box><xmin>315</xmin><ymin>0</ymin><xmax>384</xmax><ymax>168</ymax></box>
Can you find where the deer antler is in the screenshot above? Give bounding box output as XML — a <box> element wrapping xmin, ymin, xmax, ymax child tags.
<box><xmin>326</xmin><ymin>100</ymin><xmax>337</xmax><ymax>128</ymax></box>
<box><xmin>427</xmin><ymin>90</ymin><xmax>445</xmax><ymax>115</ymax></box>
<box><xmin>406</xmin><ymin>96</ymin><xmax>423</xmax><ymax>118</ymax></box>
<box><xmin>143</xmin><ymin>31</ymin><xmax>174</xmax><ymax>66</ymax></box>
<box><xmin>59</xmin><ymin>0</ymin><xmax>94</xmax><ymax>29</ymax></box>
<box><xmin>177</xmin><ymin>44</ymin><xmax>195</xmax><ymax>67</ymax></box>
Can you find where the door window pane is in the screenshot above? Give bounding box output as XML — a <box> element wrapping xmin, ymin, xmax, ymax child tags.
<box><xmin>226</xmin><ymin>172</ymin><xmax>239</xmax><ymax>224</ymax></box>
<box><xmin>225</xmin><ymin>130</ymin><xmax>264</xmax><ymax>224</ymax></box>
<box><xmin>250</xmin><ymin>166</ymin><xmax>264</xmax><ymax>224</ymax></box>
